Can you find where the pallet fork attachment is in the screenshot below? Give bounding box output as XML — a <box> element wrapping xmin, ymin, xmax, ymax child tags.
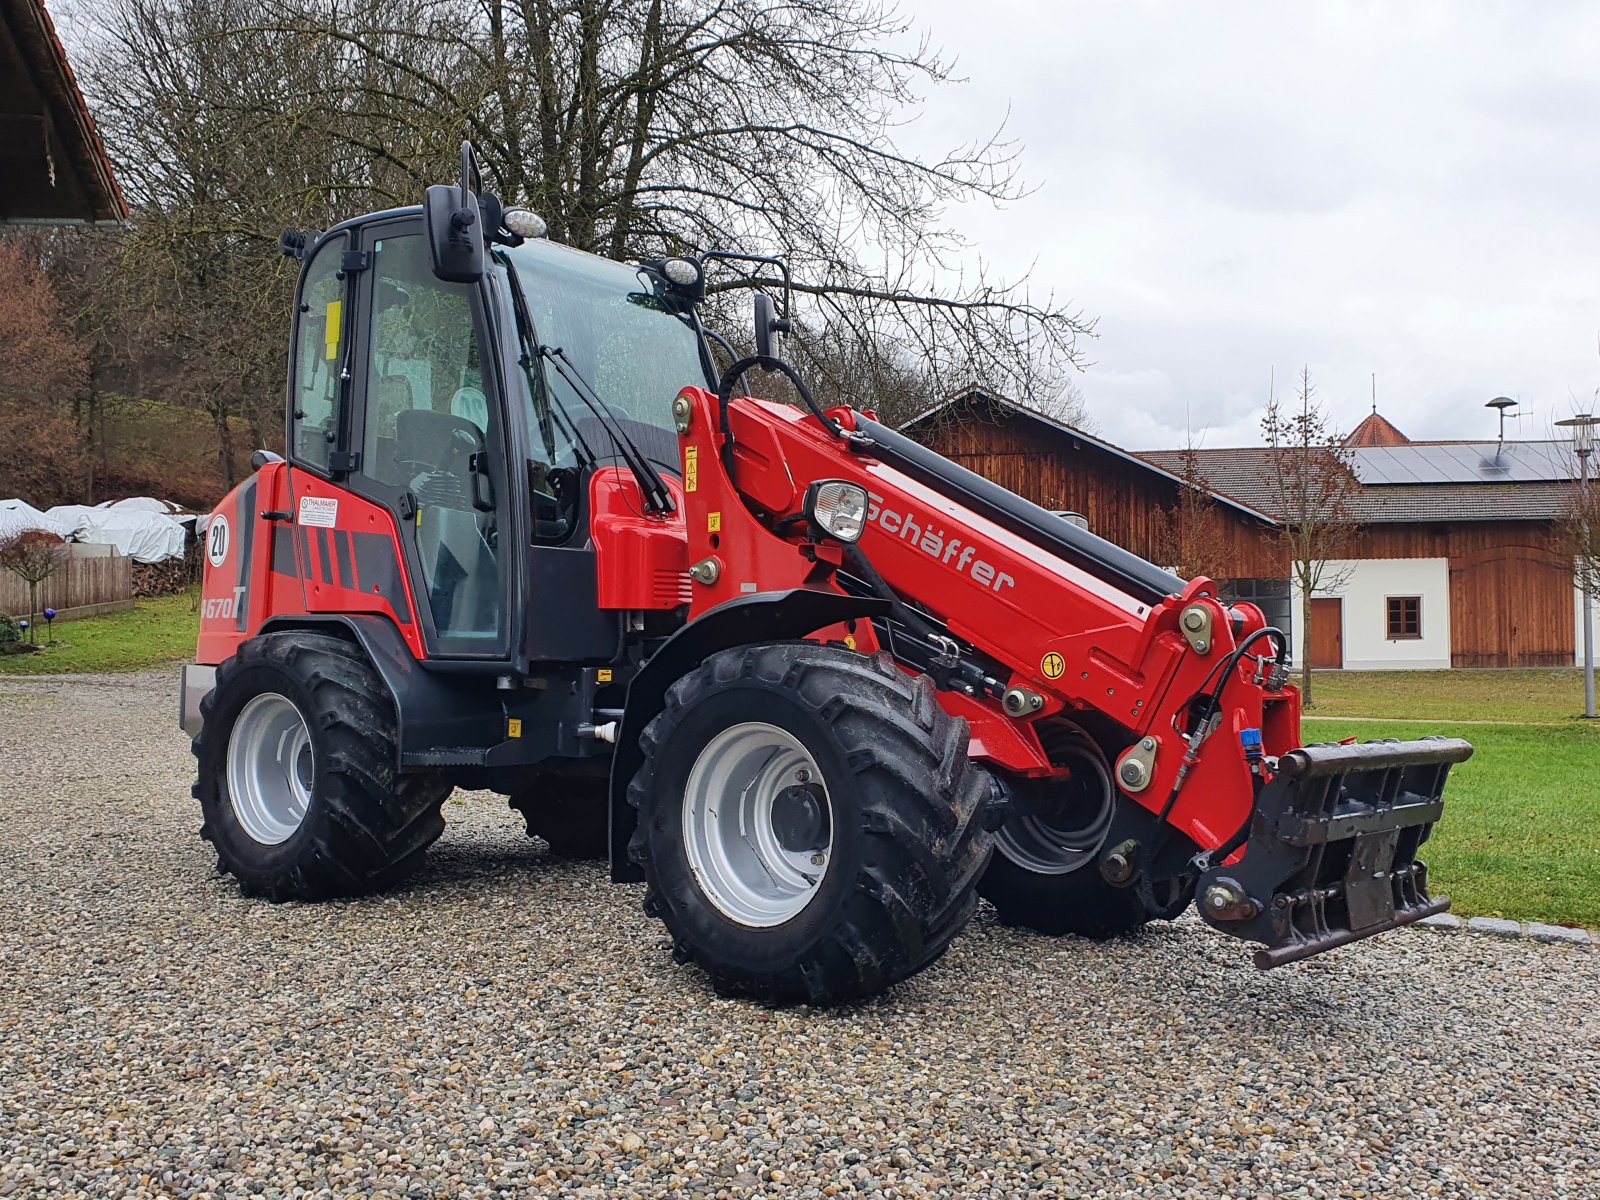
<box><xmin>1197</xmin><ymin>736</ymin><xmax>1474</xmax><ymax>968</ymax></box>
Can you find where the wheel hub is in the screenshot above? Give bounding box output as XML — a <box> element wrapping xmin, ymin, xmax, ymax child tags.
<box><xmin>682</xmin><ymin>722</ymin><xmax>834</xmax><ymax>927</ymax></box>
<box><xmin>770</xmin><ymin>783</ymin><xmax>827</xmax><ymax>853</ymax></box>
<box><xmin>225</xmin><ymin>692</ymin><xmax>314</xmax><ymax>846</ymax></box>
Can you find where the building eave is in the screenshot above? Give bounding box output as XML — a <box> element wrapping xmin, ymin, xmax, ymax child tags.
<box><xmin>0</xmin><ymin>0</ymin><xmax>127</xmax><ymax>224</ymax></box>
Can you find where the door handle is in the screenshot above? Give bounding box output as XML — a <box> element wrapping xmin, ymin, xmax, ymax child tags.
<box><xmin>468</xmin><ymin>452</ymin><xmax>496</xmax><ymax>513</ymax></box>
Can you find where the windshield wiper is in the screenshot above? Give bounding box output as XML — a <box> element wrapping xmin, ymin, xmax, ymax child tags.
<box><xmin>499</xmin><ymin>252</ymin><xmax>675</xmax><ymax>515</ymax></box>
<box><xmin>500</xmin><ymin>256</ymin><xmax>595</xmax><ymax>469</ymax></box>
<box><xmin>538</xmin><ymin>343</ymin><xmax>676</xmax><ymax>516</ymax></box>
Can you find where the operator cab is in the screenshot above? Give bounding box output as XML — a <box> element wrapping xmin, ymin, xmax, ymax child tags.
<box><xmin>283</xmin><ymin>183</ymin><xmax>710</xmax><ymax>672</ymax></box>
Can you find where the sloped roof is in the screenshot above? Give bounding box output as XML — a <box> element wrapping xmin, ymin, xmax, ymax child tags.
<box><xmin>1141</xmin><ymin>447</ymin><xmax>1573</xmax><ymax>524</ymax></box>
<box><xmin>1345</xmin><ymin>410</ymin><xmax>1409</xmax><ymax>447</ymax></box>
<box><xmin>0</xmin><ymin>0</ymin><xmax>125</xmax><ymax>223</ymax></box>
<box><xmin>1140</xmin><ymin>448</ymin><xmax>1287</xmax><ymax>514</ymax></box>
<box><xmin>902</xmin><ymin>388</ymin><xmax>1279</xmax><ymax>526</ymax></box>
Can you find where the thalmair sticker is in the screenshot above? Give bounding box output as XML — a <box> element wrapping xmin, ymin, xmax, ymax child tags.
<box><xmin>206</xmin><ymin>514</ymin><xmax>230</xmax><ymax>568</ymax></box>
<box><xmin>298</xmin><ymin>495</ymin><xmax>339</xmax><ymax>528</ymax></box>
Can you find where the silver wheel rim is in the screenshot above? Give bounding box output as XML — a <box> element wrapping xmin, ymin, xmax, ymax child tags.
<box><xmin>226</xmin><ymin>692</ymin><xmax>314</xmax><ymax>846</ymax></box>
<box><xmin>994</xmin><ymin>747</ymin><xmax>1114</xmax><ymax>876</ymax></box>
<box><xmin>682</xmin><ymin>721</ymin><xmax>833</xmax><ymax>928</ymax></box>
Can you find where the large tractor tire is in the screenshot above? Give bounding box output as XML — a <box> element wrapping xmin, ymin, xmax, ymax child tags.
<box><xmin>628</xmin><ymin>643</ymin><xmax>995</xmax><ymax>1006</ymax></box>
<box><xmin>192</xmin><ymin>632</ymin><xmax>452</xmax><ymax>901</ymax></box>
<box><xmin>509</xmin><ymin>777</ymin><xmax>609</xmax><ymax>859</ymax></box>
<box><xmin>979</xmin><ymin>723</ymin><xmax>1178</xmax><ymax>937</ymax></box>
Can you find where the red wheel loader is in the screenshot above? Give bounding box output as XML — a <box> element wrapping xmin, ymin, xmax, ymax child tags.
<box><xmin>181</xmin><ymin>147</ymin><xmax>1471</xmax><ymax>1005</ymax></box>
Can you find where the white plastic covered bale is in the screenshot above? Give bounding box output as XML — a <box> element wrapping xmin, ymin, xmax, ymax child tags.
<box><xmin>0</xmin><ymin>499</ymin><xmax>71</xmax><ymax>541</ymax></box>
<box><xmin>44</xmin><ymin>502</ymin><xmax>189</xmax><ymax>564</ymax></box>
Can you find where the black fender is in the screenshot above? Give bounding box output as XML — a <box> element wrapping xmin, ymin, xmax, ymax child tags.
<box><xmin>608</xmin><ymin>588</ymin><xmax>891</xmax><ymax>881</ymax></box>
<box><xmin>259</xmin><ymin>615</ymin><xmax>503</xmax><ymax>770</ymax></box>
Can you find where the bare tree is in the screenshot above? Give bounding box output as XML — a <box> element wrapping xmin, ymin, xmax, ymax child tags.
<box><xmin>1154</xmin><ymin>440</ymin><xmax>1243</xmax><ymax>583</ymax></box>
<box><xmin>1259</xmin><ymin>367</ymin><xmax>1359</xmax><ymax>704</ymax></box>
<box><xmin>0</xmin><ymin>237</ymin><xmax>92</xmax><ymax>506</ymax></box>
<box><xmin>1556</xmin><ymin>467</ymin><xmax>1600</xmax><ymax>588</ymax></box>
<box><xmin>78</xmin><ymin>0</ymin><xmax>1092</xmax><ymax>444</ymax></box>
<box><xmin>0</xmin><ymin>532</ymin><xmax>66</xmax><ymax>643</ymax></box>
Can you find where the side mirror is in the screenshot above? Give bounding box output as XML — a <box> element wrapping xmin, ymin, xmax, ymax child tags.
<box><xmin>425</xmin><ymin>142</ymin><xmax>488</xmax><ymax>283</ymax></box>
<box><xmin>425</xmin><ymin>184</ymin><xmax>484</xmax><ymax>283</ymax></box>
<box><xmin>754</xmin><ymin>291</ymin><xmax>790</xmax><ymax>357</ymax></box>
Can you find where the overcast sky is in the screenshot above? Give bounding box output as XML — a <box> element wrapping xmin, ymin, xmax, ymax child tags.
<box><xmin>900</xmin><ymin>0</ymin><xmax>1600</xmax><ymax>449</ymax></box>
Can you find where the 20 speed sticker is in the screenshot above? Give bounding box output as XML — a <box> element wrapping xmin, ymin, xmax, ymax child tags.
<box><xmin>206</xmin><ymin>515</ymin><xmax>230</xmax><ymax>568</ymax></box>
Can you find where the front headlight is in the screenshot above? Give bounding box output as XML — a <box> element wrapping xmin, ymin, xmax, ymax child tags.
<box><xmin>803</xmin><ymin>480</ymin><xmax>869</xmax><ymax>544</ymax></box>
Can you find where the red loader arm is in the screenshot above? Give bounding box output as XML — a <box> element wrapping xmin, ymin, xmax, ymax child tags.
<box><xmin>665</xmin><ymin>383</ymin><xmax>1472</xmax><ymax>967</ymax></box>
<box><xmin>676</xmin><ymin>387</ymin><xmax>1293</xmax><ymax>851</ymax></box>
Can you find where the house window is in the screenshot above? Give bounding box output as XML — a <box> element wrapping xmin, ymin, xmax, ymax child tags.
<box><xmin>1386</xmin><ymin>596</ymin><xmax>1422</xmax><ymax>640</ymax></box>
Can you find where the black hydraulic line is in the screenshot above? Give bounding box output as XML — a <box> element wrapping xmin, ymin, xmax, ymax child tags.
<box><xmin>1207</xmin><ymin>775</ymin><xmax>1265</xmax><ymax>868</ymax></box>
<box><xmin>842</xmin><ymin>544</ymin><xmax>946</xmax><ymax>648</ymax></box>
<box><xmin>1149</xmin><ymin>624</ymin><xmax>1289</xmax><ymax>857</ymax></box>
<box><xmin>714</xmin><ymin>354</ymin><xmax>844</xmax><ymax>475</ymax></box>
<box><xmin>851</xmin><ymin>416</ymin><xmax>1188</xmax><ymax>607</ymax></box>
<box><xmin>691</xmin><ymin>316</ymin><xmax>749</xmax><ymax>397</ymax></box>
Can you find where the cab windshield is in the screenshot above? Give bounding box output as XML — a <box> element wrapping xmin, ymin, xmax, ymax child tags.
<box><xmin>498</xmin><ymin>239</ymin><xmax>708</xmax><ymax>473</ymax></box>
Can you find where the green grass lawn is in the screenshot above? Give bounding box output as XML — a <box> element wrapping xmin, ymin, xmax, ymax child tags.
<box><xmin>1307</xmin><ymin>668</ymin><xmax>1590</xmax><ymax>723</ymax></box>
<box><xmin>0</xmin><ymin>591</ymin><xmax>199</xmax><ymax>674</ymax></box>
<box><xmin>1302</xmin><ymin>714</ymin><xmax>1600</xmax><ymax>928</ymax></box>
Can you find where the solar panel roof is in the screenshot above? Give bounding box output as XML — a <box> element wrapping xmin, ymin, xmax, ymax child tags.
<box><xmin>1348</xmin><ymin>441</ymin><xmax>1578</xmax><ymax>485</ymax></box>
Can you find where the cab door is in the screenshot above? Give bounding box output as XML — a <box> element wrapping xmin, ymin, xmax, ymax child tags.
<box><xmin>340</xmin><ymin>218</ymin><xmax>520</xmax><ymax>662</ymax></box>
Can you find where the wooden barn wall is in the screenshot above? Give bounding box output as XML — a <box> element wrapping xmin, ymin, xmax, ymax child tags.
<box><xmin>1352</xmin><ymin>522</ymin><xmax>1572</xmax><ymax>668</ymax></box>
<box><xmin>916</xmin><ymin>413</ymin><xmax>1278</xmax><ymax>574</ymax></box>
<box><xmin>915</xmin><ymin>410</ymin><xmax>1573</xmax><ymax>668</ymax></box>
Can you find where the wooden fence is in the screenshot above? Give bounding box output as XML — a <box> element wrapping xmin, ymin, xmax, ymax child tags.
<box><xmin>0</xmin><ymin>548</ymin><xmax>134</xmax><ymax>620</ymax></box>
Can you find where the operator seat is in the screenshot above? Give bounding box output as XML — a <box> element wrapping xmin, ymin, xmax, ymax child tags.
<box><xmin>449</xmin><ymin>386</ymin><xmax>489</xmax><ymax>433</ymax></box>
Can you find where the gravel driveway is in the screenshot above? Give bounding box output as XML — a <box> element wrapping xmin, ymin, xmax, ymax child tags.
<box><xmin>1</xmin><ymin>670</ymin><xmax>1595</xmax><ymax>1199</ymax></box>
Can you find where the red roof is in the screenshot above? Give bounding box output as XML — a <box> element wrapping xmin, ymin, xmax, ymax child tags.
<box><xmin>1345</xmin><ymin>411</ymin><xmax>1410</xmax><ymax>448</ymax></box>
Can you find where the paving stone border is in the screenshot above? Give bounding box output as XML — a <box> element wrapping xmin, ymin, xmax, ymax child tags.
<box><xmin>1412</xmin><ymin>911</ymin><xmax>1594</xmax><ymax>946</ymax></box>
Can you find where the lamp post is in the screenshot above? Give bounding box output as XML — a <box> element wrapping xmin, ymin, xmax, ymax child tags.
<box><xmin>1556</xmin><ymin>412</ymin><xmax>1598</xmax><ymax>719</ymax></box>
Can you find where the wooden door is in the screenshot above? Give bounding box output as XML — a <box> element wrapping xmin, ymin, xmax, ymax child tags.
<box><xmin>1449</xmin><ymin>545</ymin><xmax>1573</xmax><ymax>667</ymax></box>
<box><xmin>1309</xmin><ymin>597</ymin><xmax>1343</xmax><ymax>669</ymax></box>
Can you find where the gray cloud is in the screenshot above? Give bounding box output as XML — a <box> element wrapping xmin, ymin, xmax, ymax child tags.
<box><xmin>901</xmin><ymin>0</ymin><xmax>1600</xmax><ymax>447</ymax></box>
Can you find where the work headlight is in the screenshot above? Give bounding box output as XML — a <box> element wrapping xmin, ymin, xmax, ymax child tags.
<box><xmin>502</xmin><ymin>208</ymin><xmax>547</xmax><ymax>238</ymax></box>
<box><xmin>803</xmin><ymin>480</ymin><xmax>869</xmax><ymax>544</ymax></box>
<box><xmin>662</xmin><ymin>257</ymin><xmax>701</xmax><ymax>286</ymax></box>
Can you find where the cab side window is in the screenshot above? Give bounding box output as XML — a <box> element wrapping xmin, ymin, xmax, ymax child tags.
<box><xmin>291</xmin><ymin>236</ymin><xmax>348</xmax><ymax>473</ymax></box>
<box><xmin>362</xmin><ymin>236</ymin><xmax>485</xmax><ymax>488</ymax></box>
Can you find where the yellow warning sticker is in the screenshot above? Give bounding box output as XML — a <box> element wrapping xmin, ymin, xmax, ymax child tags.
<box><xmin>324</xmin><ymin>299</ymin><xmax>342</xmax><ymax>360</ymax></box>
<box><xmin>684</xmin><ymin>445</ymin><xmax>699</xmax><ymax>493</ymax></box>
<box><xmin>507</xmin><ymin>718</ymin><xmax>523</xmax><ymax>738</ymax></box>
<box><xmin>708</xmin><ymin>511</ymin><xmax>722</xmax><ymax>533</ymax></box>
<box><xmin>844</xmin><ymin>635</ymin><xmax>857</xmax><ymax>650</ymax></box>
<box><xmin>1040</xmin><ymin>652</ymin><xmax>1066</xmax><ymax>680</ymax></box>
<box><xmin>597</xmin><ymin>669</ymin><xmax>613</xmax><ymax>683</ymax></box>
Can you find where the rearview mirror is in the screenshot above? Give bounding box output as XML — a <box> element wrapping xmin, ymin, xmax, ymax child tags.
<box><xmin>754</xmin><ymin>291</ymin><xmax>790</xmax><ymax>357</ymax></box>
<box><xmin>425</xmin><ymin>184</ymin><xmax>484</xmax><ymax>283</ymax></box>
<box><xmin>425</xmin><ymin>142</ymin><xmax>487</xmax><ymax>283</ymax></box>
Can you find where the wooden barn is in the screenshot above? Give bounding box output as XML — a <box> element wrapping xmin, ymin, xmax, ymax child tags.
<box><xmin>907</xmin><ymin>389</ymin><xmax>1588</xmax><ymax>670</ymax></box>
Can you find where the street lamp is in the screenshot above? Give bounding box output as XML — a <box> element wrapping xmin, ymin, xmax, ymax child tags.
<box><xmin>1555</xmin><ymin>412</ymin><xmax>1599</xmax><ymax>719</ymax></box>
